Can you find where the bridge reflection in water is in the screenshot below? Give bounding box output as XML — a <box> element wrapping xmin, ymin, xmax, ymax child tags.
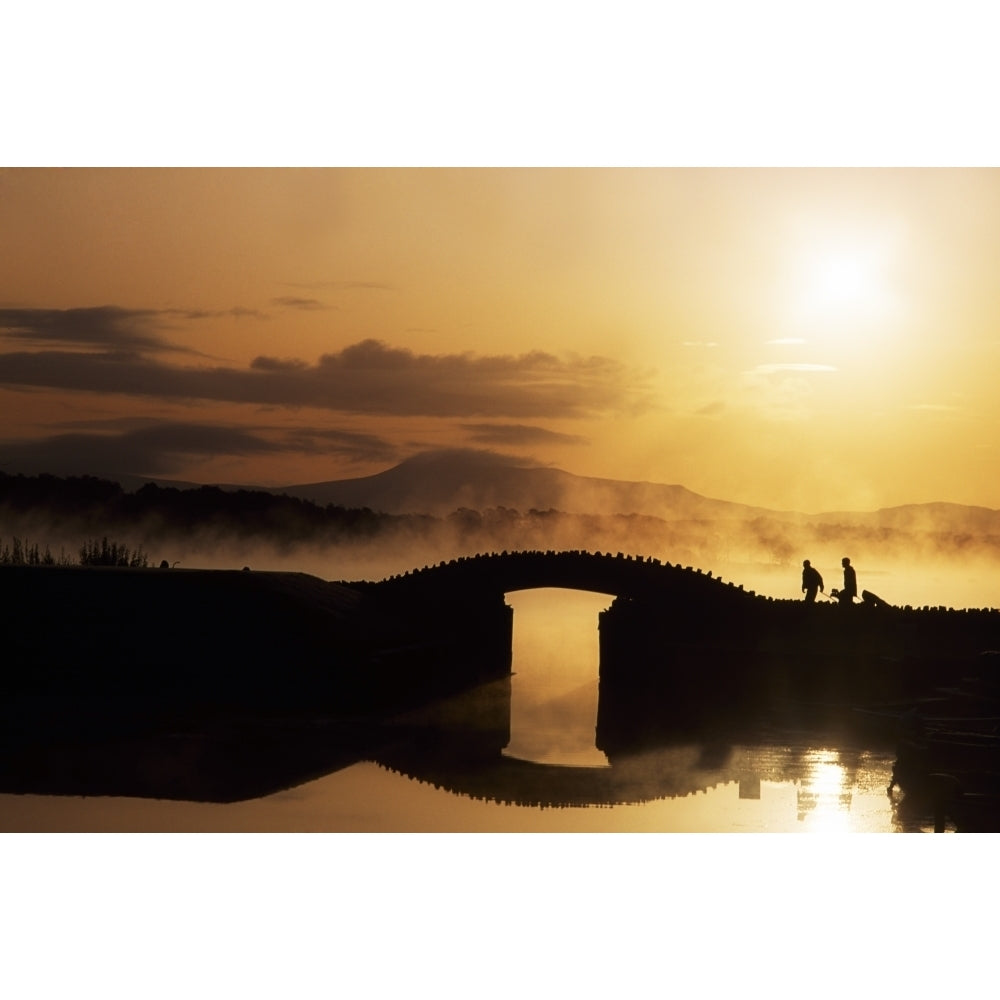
<box><xmin>372</xmin><ymin>673</ymin><xmax>898</xmax><ymax>826</ymax></box>
<box><xmin>503</xmin><ymin>589</ymin><xmax>610</xmax><ymax>768</ymax></box>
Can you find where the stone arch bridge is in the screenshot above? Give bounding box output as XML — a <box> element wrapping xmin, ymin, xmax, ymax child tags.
<box><xmin>349</xmin><ymin>549</ymin><xmax>1000</xmax><ymax>737</ymax></box>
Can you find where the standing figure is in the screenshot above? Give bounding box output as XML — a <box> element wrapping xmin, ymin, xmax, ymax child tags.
<box><xmin>840</xmin><ymin>556</ymin><xmax>858</xmax><ymax>605</ymax></box>
<box><xmin>801</xmin><ymin>559</ymin><xmax>824</xmax><ymax>602</ymax></box>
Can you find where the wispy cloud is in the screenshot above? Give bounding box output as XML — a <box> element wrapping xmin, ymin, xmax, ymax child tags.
<box><xmin>270</xmin><ymin>296</ymin><xmax>328</xmax><ymax>311</ymax></box>
<box><xmin>179</xmin><ymin>307</ymin><xmax>267</xmax><ymax>321</ymax></box>
<box><xmin>277</xmin><ymin>426</ymin><xmax>399</xmax><ymax>463</ymax></box>
<box><xmin>461</xmin><ymin>423</ymin><xmax>587</xmax><ymax>446</ymax></box>
<box><xmin>0</xmin><ymin>305</ymin><xmax>265</xmax><ymax>355</ymax></box>
<box><xmin>0</xmin><ymin>306</ymin><xmax>177</xmax><ymax>352</ymax></box>
<box><xmin>281</xmin><ymin>281</ymin><xmax>393</xmax><ymax>292</ymax></box>
<box><xmin>749</xmin><ymin>363</ymin><xmax>837</xmax><ymax>375</ymax></box>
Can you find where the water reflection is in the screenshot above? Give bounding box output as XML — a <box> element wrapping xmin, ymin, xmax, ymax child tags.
<box><xmin>504</xmin><ymin>589</ymin><xmax>610</xmax><ymax>768</ymax></box>
<box><xmin>0</xmin><ymin>748</ymin><xmax>900</xmax><ymax>832</ymax></box>
<box><xmin>0</xmin><ymin>665</ymin><xmax>903</xmax><ymax>831</ymax></box>
<box><xmin>0</xmin><ymin>588</ymin><xmax>966</xmax><ymax>832</ymax></box>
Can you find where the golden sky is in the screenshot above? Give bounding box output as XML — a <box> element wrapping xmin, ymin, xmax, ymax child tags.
<box><xmin>2</xmin><ymin>167</ymin><xmax>1000</xmax><ymax>512</ymax></box>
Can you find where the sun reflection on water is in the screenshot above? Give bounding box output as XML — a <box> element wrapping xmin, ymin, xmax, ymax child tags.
<box><xmin>797</xmin><ymin>751</ymin><xmax>853</xmax><ymax>831</ymax></box>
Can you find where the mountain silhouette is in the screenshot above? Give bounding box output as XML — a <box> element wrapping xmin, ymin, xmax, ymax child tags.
<box><xmin>274</xmin><ymin>451</ymin><xmax>1000</xmax><ymax>536</ymax></box>
<box><xmin>275</xmin><ymin>449</ymin><xmax>774</xmax><ymax>520</ymax></box>
<box><xmin>52</xmin><ymin>449</ymin><xmax>1000</xmax><ymax>538</ymax></box>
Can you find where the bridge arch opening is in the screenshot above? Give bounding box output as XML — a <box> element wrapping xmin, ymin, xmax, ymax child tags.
<box><xmin>502</xmin><ymin>587</ymin><xmax>611</xmax><ymax>767</ymax></box>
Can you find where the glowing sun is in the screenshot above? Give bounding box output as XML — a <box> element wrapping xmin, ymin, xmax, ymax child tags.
<box><xmin>810</xmin><ymin>252</ymin><xmax>873</xmax><ymax>308</ymax></box>
<box><xmin>787</xmin><ymin>233</ymin><xmax>899</xmax><ymax>340</ymax></box>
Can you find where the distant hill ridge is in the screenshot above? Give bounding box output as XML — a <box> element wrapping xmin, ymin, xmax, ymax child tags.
<box><xmin>103</xmin><ymin>449</ymin><xmax>1000</xmax><ymax>534</ymax></box>
<box><xmin>275</xmin><ymin>450</ymin><xmax>772</xmax><ymax>520</ymax></box>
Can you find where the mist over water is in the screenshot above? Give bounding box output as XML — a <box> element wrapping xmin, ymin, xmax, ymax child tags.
<box><xmin>5</xmin><ymin>463</ymin><xmax>1000</xmax><ymax>609</ymax></box>
<box><xmin>130</xmin><ymin>534</ymin><xmax>1000</xmax><ymax>613</ymax></box>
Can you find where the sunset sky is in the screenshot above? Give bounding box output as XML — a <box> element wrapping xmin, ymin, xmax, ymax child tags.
<box><xmin>3</xmin><ymin>167</ymin><xmax>1000</xmax><ymax>513</ymax></box>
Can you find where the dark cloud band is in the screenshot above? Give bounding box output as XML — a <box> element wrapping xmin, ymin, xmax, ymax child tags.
<box><xmin>0</xmin><ymin>421</ymin><xmax>398</xmax><ymax>478</ymax></box>
<box><xmin>0</xmin><ymin>337</ymin><xmax>644</xmax><ymax>419</ymax></box>
<box><xmin>0</xmin><ymin>306</ymin><xmax>172</xmax><ymax>351</ymax></box>
<box><xmin>0</xmin><ymin>305</ymin><xmax>265</xmax><ymax>354</ymax></box>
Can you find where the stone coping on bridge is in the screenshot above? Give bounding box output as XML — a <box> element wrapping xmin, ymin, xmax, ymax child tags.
<box><xmin>346</xmin><ymin>549</ymin><xmax>1000</xmax><ymax>615</ymax></box>
<box><xmin>351</xmin><ymin>549</ymin><xmax>752</xmax><ymax>593</ymax></box>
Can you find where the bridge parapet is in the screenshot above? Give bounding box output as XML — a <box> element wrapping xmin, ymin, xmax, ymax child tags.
<box><xmin>353</xmin><ymin>549</ymin><xmax>764</xmax><ymax>606</ymax></box>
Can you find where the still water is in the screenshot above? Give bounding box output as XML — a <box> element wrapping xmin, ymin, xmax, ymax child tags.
<box><xmin>0</xmin><ymin>589</ymin><xmax>928</xmax><ymax>833</ymax></box>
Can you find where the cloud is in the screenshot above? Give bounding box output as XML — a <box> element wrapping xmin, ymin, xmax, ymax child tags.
<box><xmin>0</xmin><ymin>306</ymin><xmax>176</xmax><ymax>352</ymax></box>
<box><xmin>0</xmin><ymin>306</ymin><xmax>265</xmax><ymax>354</ymax></box>
<box><xmin>393</xmin><ymin>447</ymin><xmax>542</xmax><ymax>472</ymax></box>
<box><xmin>184</xmin><ymin>307</ymin><xmax>268</xmax><ymax>320</ymax></box>
<box><xmin>250</xmin><ymin>356</ymin><xmax>310</xmax><ymax>372</ymax></box>
<box><xmin>0</xmin><ymin>336</ymin><xmax>645</xmax><ymax>419</ymax></box>
<box><xmin>271</xmin><ymin>296</ymin><xmax>327</xmax><ymax>310</ymax></box>
<box><xmin>282</xmin><ymin>281</ymin><xmax>393</xmax><ymax>292</ymax></box>
<box><xmin>749</xmin><ymin>363</ymin><xmax>837</xmax><ymax>375</ymax></box>
<box><xmin>461</xmin><ymin>423</ymin><xmax>587</xmax><ymax>446</ymax></box>
<box><xmin>276</xmin><ymin>427</ymin><xmax>399</xmax><ymax>464</ymax></box>
<box><xmin>0</xmin><ymin>423</ymin><xmax>279</xmax><ymax>477</ymax></box>
<box><xmin>0</xmin><ymin>421</ymin><xmax>398</xmax><ymax>478</ymax></box>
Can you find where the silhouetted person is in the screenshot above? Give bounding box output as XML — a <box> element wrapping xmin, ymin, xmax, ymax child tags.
<box><xmin>839</xmin><ymin>556</ymin><xmax>858</xmax><ymax>605</ymax></box>
<box><xmin>801</xmin><ymin>559</ymin><xmax>824</xmax><ymax>602</ymax></box>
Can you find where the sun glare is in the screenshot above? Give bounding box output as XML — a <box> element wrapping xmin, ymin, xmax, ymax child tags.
<box><xmin>801</xmin><ymin>245</ymin><xmax>888</xmax><ymax>319</ymax></box>
<box><xmin>812</xmin><ymin>253</ymin><xmax>872</xmax><ymax>308</ymax></box>
<box><xmin>782</xmin><ymin>225</ymin><xmax>902</xmax><ymax>349</ymax></box>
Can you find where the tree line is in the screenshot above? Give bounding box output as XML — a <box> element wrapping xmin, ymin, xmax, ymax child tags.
<box><xmin>0</xmin><ymin>472</ymin><xmax>394</xmax><ymax>545</ymax></box>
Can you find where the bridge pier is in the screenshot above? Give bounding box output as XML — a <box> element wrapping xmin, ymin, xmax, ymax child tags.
<box><xmin>358</xmin><ymin>588</ymin><xmax>514</xmax><ymax>710</ymax></box>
